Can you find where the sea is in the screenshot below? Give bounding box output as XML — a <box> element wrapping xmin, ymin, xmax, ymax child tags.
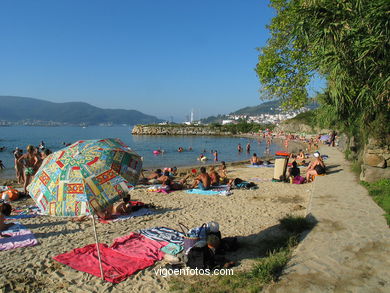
<box><xmin>0</xmin><ymin>126</ymin><xmax>281</xmax><ymax>179</ymax></box>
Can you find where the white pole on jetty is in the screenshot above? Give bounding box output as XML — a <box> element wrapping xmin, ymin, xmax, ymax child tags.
<box><xmin>90</xmin><ymin>211</ymin><xmax>104</xmax><ymax>280</ymax></box>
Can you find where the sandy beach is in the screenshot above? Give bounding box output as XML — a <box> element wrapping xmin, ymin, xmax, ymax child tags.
<box><xmin>0</xmin><ymin>162</ymin><xmax>312</xmax><ymax>292</ymax></box>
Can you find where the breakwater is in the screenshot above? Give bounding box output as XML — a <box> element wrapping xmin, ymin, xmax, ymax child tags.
<box><xmin>131</xmin><ymin>125</ymin><xmax>232</xmax><ymax>136</ymax></box>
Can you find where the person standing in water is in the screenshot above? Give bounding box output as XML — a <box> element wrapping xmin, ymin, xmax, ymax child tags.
<box><xmin>213</xmin><ymin>150</ymin><xmax>218</xmax><ymax>162</ymax></box>
<box><xmin>246</xmin><ymin>143</ymin><xmax>251</xmax><ymax>153</ymax></box>
<box><xmin>13</xmin><ymin>148</ymin><xmax>24</xmax><ymax>184</ymax></box>
<box><xmin>237</xmin><ymin>144</ymin><xmax>242</xmax><ymax>152</ymax></box>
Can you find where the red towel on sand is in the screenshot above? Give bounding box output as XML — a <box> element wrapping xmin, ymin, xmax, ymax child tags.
<box><xmin>54</xmin><ymin>233</ymin><xmax>167</xmax><ymax>283</ymax></box>
<box><xmin>110</xmin><ymin>232</ymin><xmax>167</xmax><ymax>260</ymax></box>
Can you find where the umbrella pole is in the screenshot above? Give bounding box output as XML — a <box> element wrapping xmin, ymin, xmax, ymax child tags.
<box><xmin>90</xmin><ymin>214</ymin><xmax>104</xmax><ymax>280</ymax></box>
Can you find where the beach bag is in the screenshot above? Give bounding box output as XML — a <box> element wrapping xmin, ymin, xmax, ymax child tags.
<box><xmin>206</xmin><ymin>221</ymin><xmax>222</xmax><ymax>240</ymax></box>
<box><xmin>1</xmin><ymin>189</ymin><xmax>19</xmax><ymax>201</ymax></box>
<box><xmin>236</xmin><ymin>181</ymin><xmax>256</xmax><ymax>189</ymax></box>
<box><xmin>186</xmin><ymin>243</ymin><xmax>215</xmax><ymax>269</ymax></box>
<box><xmin>179</xmin><ymin>223</ymin><xmax>207</xmax><ymax>254</ymax></box>
<box><xmin>292</xmin><ymin>176</ymin><xmax>305</xmax><ymax>184</ymax></box>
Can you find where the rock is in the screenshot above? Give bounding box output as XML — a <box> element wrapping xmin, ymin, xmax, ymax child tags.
<box><xmin>360</xmin><ymin>165</ymin><xmax>390</xmax><ymax>182</ymax></box>
<box><xmin>131</xmin><ymin>125</ymin><xmax>232</xmax><ymax>136</ymax></box>
<box><xmin>363</xmin><ymin>153</ymin><xmax>386</xmax><ymax>168</ymax></box>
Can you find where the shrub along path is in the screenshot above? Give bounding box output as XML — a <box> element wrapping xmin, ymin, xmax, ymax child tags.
<box><xmin>266</xmin><ymin>146</ymin><xmax>390</xmax><ymax>293</ymax></box>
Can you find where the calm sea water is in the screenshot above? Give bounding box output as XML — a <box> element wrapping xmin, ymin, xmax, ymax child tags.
<box><xmin>0</xmin><ymin>126</ymin><xmax>280</xmax><ymax>179</ymax></box>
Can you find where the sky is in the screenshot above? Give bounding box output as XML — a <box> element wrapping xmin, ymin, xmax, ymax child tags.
<box><xmin>0</xmin><ymin>0</ymin><xmax>317</xmax><ymax>121</ymax></box>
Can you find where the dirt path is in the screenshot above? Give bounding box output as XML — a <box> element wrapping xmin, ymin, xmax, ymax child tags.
<box><xmin>267</xmin><ymin>146</ymin><xmax>390</xmax><ymax>293</ymax></box>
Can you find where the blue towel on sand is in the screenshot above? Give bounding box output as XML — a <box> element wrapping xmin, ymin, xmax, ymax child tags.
<box><xmin>246</xmin><ymin>164</ymin><xmax>275</xmax><ymax>168</ymax></box>
<box><xmin>139</xmin><ymin>227</ymin><xmax>184</xmax><ymax>245</ymax></box>
<box><xmin>161</xmin><ymin>243</ymin><xmax>183</xmax><ymax>255</ymax></box>
<box><xmin>186</xmin><ymin>189</ymin><xmax>224</xmax><ymax>195</ymax></box>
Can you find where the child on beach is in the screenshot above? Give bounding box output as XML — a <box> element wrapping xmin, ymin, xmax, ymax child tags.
<box><xmin>0</xmin><ymin>202</ymin><xmax>12</xmax><ymax>231</ymax></box>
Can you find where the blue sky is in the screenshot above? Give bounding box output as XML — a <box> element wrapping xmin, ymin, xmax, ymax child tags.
<box><xmin>0</xmin><ymin>0</ymin><xmax>306</xmax><ymax>121</ymax></box>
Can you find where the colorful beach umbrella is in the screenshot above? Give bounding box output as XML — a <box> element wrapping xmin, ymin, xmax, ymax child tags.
<box><xmin>27</xmin><ymin>138</ymin><xmax>143</xmax><ymax>217</ymax></box>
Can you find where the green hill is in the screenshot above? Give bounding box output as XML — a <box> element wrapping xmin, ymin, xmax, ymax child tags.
<box><xmin>231</xmin><ymin>100</ymin><xmax>282</xmax><ymax>115</ymax></box>
<box><xmin>0</xmin><ymin>96</ymin><xmax>162</xmax><ymax>125</ymax></box>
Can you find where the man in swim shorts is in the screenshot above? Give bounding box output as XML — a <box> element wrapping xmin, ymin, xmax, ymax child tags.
<box><xmin>192</xmin><ymin>167</ymin><xmax>211</xmax><ymax>190</ymax></box>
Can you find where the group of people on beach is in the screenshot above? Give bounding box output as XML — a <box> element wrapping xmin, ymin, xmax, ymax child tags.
<box><xmin>286</xmin><ymin>150</ymin><xmax>326</xmax><ymax>183</ymax></box>
<box><xmin>12</xmin><ymin>142</ymin><xmax>52</xmax><ymax>194</ymax></box>
<box><xmin>140</xmin><ymin>162</ymin><xmax>228</xmax><ymax>192</ymax></box>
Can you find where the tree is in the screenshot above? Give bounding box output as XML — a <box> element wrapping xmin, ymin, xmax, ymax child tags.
<box><xmin>257</xmin><ymin>0</ymin><xmax>390</xmax><ymax>141</ymax></box>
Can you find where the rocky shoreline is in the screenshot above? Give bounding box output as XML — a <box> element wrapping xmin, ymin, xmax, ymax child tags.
<box><xmin>131</xmin><ymin>125</ymin><xmax>232</xmax><ymax>136</ymax></box>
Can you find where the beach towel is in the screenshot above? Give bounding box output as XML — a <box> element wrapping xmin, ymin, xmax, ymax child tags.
<box><xmin>249</xmin><ymin>178</ymin><xmax>272</xmax><ymax>182</ymax></box>
<box><xmin>54</xmin><ymin>243</ymin><xmax>154</xmax><ymax>283</ymax></box>
<box><xmin>152</xmin><ymin>188</ymin><xmax>172</xmax><ymax>194</ymax></box>
<box><xmin>0</xmin><ymin>186</ymin><xmax>12</xmax><ymax>192</ymax></box>
<box><xmin>147</xmin><ymin>185</ymin><xmax>163</xmax><ymax>191</ymax></box>
<box><xmin>186</xmin><ymin>185</ymin><xmax>231</xmax><ymax>196</ymax></box>
<box><xmin>139</xmin><ymin>227</ymin><xmax>184</xmax><ymax>245</ymax></box>
<box><xmin>246</xmin><ymin>164</ymin><xmax>275</xmax><ymax>168</ymax></box>
<box><xmin>161</xmin><ymin>243</ymin><xmax>183</xmax><ymax>255</ymax></box>
<box><xmin>110</xmin><ymin>232</ymin><xmax>167</xmax><ymax>260</ymax></box>
<box><xmin>99</xmin><ymin>208</ymin><xmax>157</xmax><ymax>223</ymax></box>
<box><xmin>186</xmin><ymin>189</ymin><xmax>228</xmax><ymax>196</ymax></box>
<box><xmin>147</xmin><ymin>185</ymin><xmax>173</xmax><ymax>194</ymax></box>
<box><xmin>0</xmin><ymin>223</ymin><xmax>38</xmax><ymax>251</ymax></box>
<box><xmin>6</xmin><ymin>205</ymin><xmax>41</xmax><ymax>219</ymax></box>
<box><xmin>54</xmin><ymin>233</ymin><xmax>166</xmax><ymax>283</ymax></box>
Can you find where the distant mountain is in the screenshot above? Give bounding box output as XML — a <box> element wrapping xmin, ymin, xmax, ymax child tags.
<box><xmin>231</xmin><ymin>99</ymin><xmax>319</xmax><ymax>115</ymax></box>
<box><xmin>231</xmin><ymin>100</ymin><xmax>282</xmax><ymax>115</ymax></box>
<box><xmin>0</xmin><ymin>96</ymin><xmax>162</xmax><ymax>125</ymax></box>
<box><xmin>200</xmin><ymin>99</ymin><xmax>319</xmax><ymax>124</ymax></box>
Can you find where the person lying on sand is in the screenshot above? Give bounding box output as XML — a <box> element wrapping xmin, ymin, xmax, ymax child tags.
<box><xmin>157</xmin><ymin>170</ymin><xmax>171</xmax><ymax>183</ymax></box>
<box><xmin>163</xmin><ymin>167</ymin><xmax>177</xmax><ymax>177</ymax></box>
<box><xmin>0</xmin><ymin>202</ymin><xmax>12</xmax><ymax>231</ymax></box>
<box><xmin>95</xmin><ymin>193</ymin><xmax>133</xmax><ymax>220</ymax></box>
<box><xmin>148</xmin><ymin>169</ymin><xmax>162</xmax><ymax>180</ymax></box>
<box><xmin>192</xmin><ymin>167</ymin><xmax>211</xmax><ymax>190</ymax></box>
<box><xmin>161</xmin><ymin>174</ymin><xmax>191</xmax><ymax>191</ymax></box>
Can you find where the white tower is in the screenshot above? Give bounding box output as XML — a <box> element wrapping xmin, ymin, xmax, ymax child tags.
<box><xmin>190</xmin><ymin>109</ymin><xmax>194</xmax><ymax>123</ymax></box>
